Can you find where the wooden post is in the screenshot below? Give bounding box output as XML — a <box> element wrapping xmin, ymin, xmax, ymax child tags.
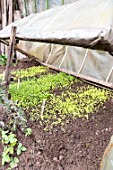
<box><xmin>8</xmin><ymin>0</ymin><xmax>14</xmax><ymax>24</ymax></box>
<box><xmin>0</xmin><ymin>1</ymin><xmax>2</xmax><ymax>52</ymax></box>
<box><xmin>4</xmin><ymin>26</ymin><xmax>17</xmax><ymax>92</ymax></box>
<box><xmin>19</xmin><ymin>0</ymin><xmax>26</xmax><ymax>17</ymax></box>
<box><xmin>1</xmin><ymin>0</ymin><xmax>7</xmax><ymax>54</ymax></box>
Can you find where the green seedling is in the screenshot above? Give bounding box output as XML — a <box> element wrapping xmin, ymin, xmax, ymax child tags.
<box><xmin>1</xmin><ymin>130</ymin><xmax>26</xmax><ymax>169</ymax></box>
<box><xmin>0</xmin><ymin>54</ymin><xmax>7</xmax><ymax>66</ymax></box>
<box><xmin>0</xmin><ymin>74</ymin><xmax>29</xmax><ymax>169</ymax></box>
<box><xmin>2</xmin><ymin>131</ymin><xmax>18</xmax><ymax>166</ymax></box>
<box><xmin>8</xmin><ymin>65</ymin><xmax>111</xmax><ymax>131</ymax></box>
<box><xmin>9</xmin><ymin>72</ymin><xmax>75</xmax><ymax>107</ymax></box>
<box><xmin>10</xmin><ymin>157</ymin><xmax>19</xmax><ymax>169</ymax></box>
<box><xmin>25</xmin><ymin>128</ymin><xmax>32</xmax><ymax>137</ymax></box>
<box><xmin>17</xmin><ymin>143</ymin><xmax>26</xmax><ymax>156</ymax></box>
<box><xmin>12</xmin><ymin>66</ymin><xmax>48</xmax><ymax>80</ymax></box>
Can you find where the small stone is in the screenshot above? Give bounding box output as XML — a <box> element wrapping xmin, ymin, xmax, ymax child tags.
<box><xmin>95</xmin><ymin>130</ymin><xmax>99</xmax><ymax>135</ymax></box>
<box><xmin>105</xmin><ymin>128</ymin><xmax>108</xmax><ymax>131</ymax></box>
<box><xmin>53</xmin><ymin>157</ymin><xmax>58</xmax><ymax>162</ymax></box>
<box><xmin>37</xmin><ymin>151</ymin><xmax>41</xmax><ymax>155</ymax></box>
<box><xmin>0</xmin><ymin>121</ymin><xmax>5</xmax><ymax>128</ymax></box>
<box><xmin>36</xmin><ymin>161</ymin><xmax>40</xmax><ymax>166</ymax></box>
<box><xmin>59</xmin><ymin>155</ymin><xmax>63</xmax><ymax>161</ymax></box>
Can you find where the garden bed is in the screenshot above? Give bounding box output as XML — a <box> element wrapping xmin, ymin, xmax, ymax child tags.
<box><xmin>0</xmin><ymin>58</ymin><xmax>113</xmax><ymax>170</ymax></box>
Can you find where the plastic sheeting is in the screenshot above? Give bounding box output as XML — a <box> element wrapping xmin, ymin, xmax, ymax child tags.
<box><xmin>37</xmin><ymin>0</ymin><xmax>61</xmax><ymax>12</ymax></box>
<box><xmin>101</xmin><ymin>136</ymin><xmax>113</xmax><ymax>170</ymax></box>
<box><xmin>0</xmin><ymin>0</ymin><xmax>113</xmax><ymax>86</ymax></box>
<box><xmin>35</xmin><ymin>0</ymin><xmax>77</xmax><ymax>12</ymax></box>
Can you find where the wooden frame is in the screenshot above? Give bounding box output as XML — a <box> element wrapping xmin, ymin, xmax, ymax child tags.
<box><xmin>1</xmin><ymin>38</ymin><xmax>113</xmax><ymax>90</ymax></box>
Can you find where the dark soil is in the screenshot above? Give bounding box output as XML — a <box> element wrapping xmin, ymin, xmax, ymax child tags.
<box><xmin>0</xmin><ymin>59</ymin><xmax>113</xmax><ymax>170</ymax></box>
<box><xmin>0</xmin><ymin>58</ymin><xmax>40</xmax><ymax>74</ymax></box>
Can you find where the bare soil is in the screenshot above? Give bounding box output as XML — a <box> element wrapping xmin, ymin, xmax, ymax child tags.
<box><xmin>0</xmin><ymin>59</ymin><xmax>113</xmax><ymax>170</ymax></box>
<box><xmin>0</xmin><ymin>58</ymin><xmax>40</xmax><ymax>74</ymax></box>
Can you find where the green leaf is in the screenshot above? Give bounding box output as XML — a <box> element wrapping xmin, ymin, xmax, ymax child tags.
<box><xmin>17</xmin><ymin>148</ymin><xmax>21</xmax><ymax>156</ymax></box>
<box><xmin>3</xmin><ymin>146</ymin><xmax>10</xmax><ymax>155</ymax></box>
<box><xmin>2</xmin><ymin>132</ymin><xmax>9</xmax><ymax>144</ymax></box>
<box><xmin>8</xmin><ymin>133</ymin><xmax>17</xmax><ymax>144</ymax></box>
<box><xmin>9</xmin><ymin>146</ymin><xmax>14</xmax><ymax>154</ymax></box>
<box><xmin>18</xmin><ymin>143</ymin><xmax>22</xmax><ymax>149</ymax></box>
<box><xmin>0</xmin><ymin>55</ymin><xmax>7</xmax><ymax>66</ymax></box>
<box><xmin>11</xmin><ymin>142</ymin><xmax>17</xmax><ymax>147</ymax></box>
<box><xmin>21</xmin><ymin>146</ymin><xmax>26</xmax><ymax>152</ymax></box>
<box><xmin>7</xmin><ymin>168</ymin><xmax>11</xmax><ymax>170</ymax></box>
<box><xmin>17</xmin><ymin>143</ymin><xmax>26</xmax><ymax>155</ymax></box>
<box><xmin>2</xmin><ymin>137</ymin><xmax>9</xmax><ymax>144</ymax></box>
<box><xmin>2</xmin><ymin>154</ymin><xmax>10</xmax><ymax>165</ymax></box>
<box><xmin>2</xmin><ymin>130</ymin><xmax>9</xmax><ymax>135</ymax></box>
<box><xmin>25</xmin><ymin>128</ymin><xmax>32</xmax><ymax>136</ymax></box>
<box><xmin>10</xmin><ymin>157</ymin><xmax>19</xmax><ymax>168</ymax></box>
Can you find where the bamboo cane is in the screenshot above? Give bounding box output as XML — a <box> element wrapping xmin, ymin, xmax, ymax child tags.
<box><xmin>34</xmin><ymin>0</ymin><xmax>37</xmax><ymax>13</ymax></box>
<box><xmin>62</xmin><ymin>0</ymin><xmax>65</xmax><ymax>5</ymax></box>
<box><xmin>24</xmin><ymin>0</ymin><xmax>27</xmax><ymax>16</ymax></box>
<box><xmin>46</xmin><ymin>0</ymin><xmax>49</xmax><ymax>10</ymax></box>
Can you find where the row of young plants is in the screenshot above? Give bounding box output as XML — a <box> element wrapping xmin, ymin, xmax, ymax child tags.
<box><xmin>0</xmin><ymin>65</ymin><xmax>112</xmax><ymax>169</ymax></box>
<box><xmin>9</xmin><ymin>71</ymin><xmax>76</xmax><ymax>107</ymax></box>
<box><xmin>8</xmin><ymin>66</ymin><xmax>111</xmax><ymax>131</ymax></box>
<box><xmin>0</xmin><ymin>76</ymin><xmax>32</xmax><ymax>169</ymax></box>
<box><xmin>12</xmin><ymin>66</ymin><xmax>48</xmax><ymax>80</ymax></box>
<box><xmin>0</xmin><ymin>65</ymin><xmax>52</xmax><ymax>169</ymax></box>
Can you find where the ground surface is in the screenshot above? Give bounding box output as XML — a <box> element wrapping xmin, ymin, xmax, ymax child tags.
<box><xmin>0</xmin><ymin>58</ymin><xmax>113</xmax><ymax>170</ymax></box>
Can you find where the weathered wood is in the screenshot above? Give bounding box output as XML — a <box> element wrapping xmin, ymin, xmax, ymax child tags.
<box><xmin>8</xmin><ymin>0</ymin><xmax>14</xmax><ymax>24</ymax></box>
<box><xmin>1</xmin><ymin>38</ymin><xmax>113</xmax><ymax>90</ymax></box>
<box><xmin>2</xmin><ymin>0</ymin><xmax>7</xmax><ymax>28</ymax></box>
<box><xmin>0</xmin><ymin>1</ymin><xmax>2</xmax><ymax>51</ymax></box>
<box><xmin>1</xmin><ymin>0</ymin><xmax>7</xmax><ymax>54</ymax></box>
<box><xmin>0</xmin><ymin>39</ymin><xmax>38</xmax><ymax>60</ymax></box>
<box><xmin>14</xmin><ymin>10</ymin><xmax>21</xmax><ymax>21</ymax></box>
<box><xmin>43</xmin><ymin>63</ymin><xmax>113</xmax><ymax>89</ymax></box>
<box><xmin>4</xmin><ymin>26</ymin><xmax>17</xmax><ymax>92</ymax></box>
<box><xmin>18</xmin><ymin>0</ymin><xmax>25</xmax><ymax>18</ymax></box>
<box><xmin>27</xmin><ymin>0</ymin><xmax>35</xmax><ymax>14</ymax></box>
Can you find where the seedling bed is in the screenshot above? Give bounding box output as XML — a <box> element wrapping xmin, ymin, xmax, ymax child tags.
<box><xmin>0</xmin><ymin>58</ymin><xmax>113</xmax><ymax>170</ymax></box>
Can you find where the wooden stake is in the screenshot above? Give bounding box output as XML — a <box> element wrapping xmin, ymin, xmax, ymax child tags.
<box><xmin>18</xmin><ymin>0</ymin><xmax>25</xmax><ymax>18</ymax></box>
<box><xmin>4</xmin><ymin>26</ymin><xmax>17</xmax><ymax>92</ymax></box>
<box><xmin>41</xmin><ymin>99</ymin><xmax>46</xmax><ymax>119</ymax></box>
<box><xmin>1</xmin><ymin>0</ymin><xmax>7</xmax><ymax>54</ymax></box>
<box><xmin>0</xmin><ymin>1</ymin><xmax>2</xmax><ymax>51</ymax></box>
